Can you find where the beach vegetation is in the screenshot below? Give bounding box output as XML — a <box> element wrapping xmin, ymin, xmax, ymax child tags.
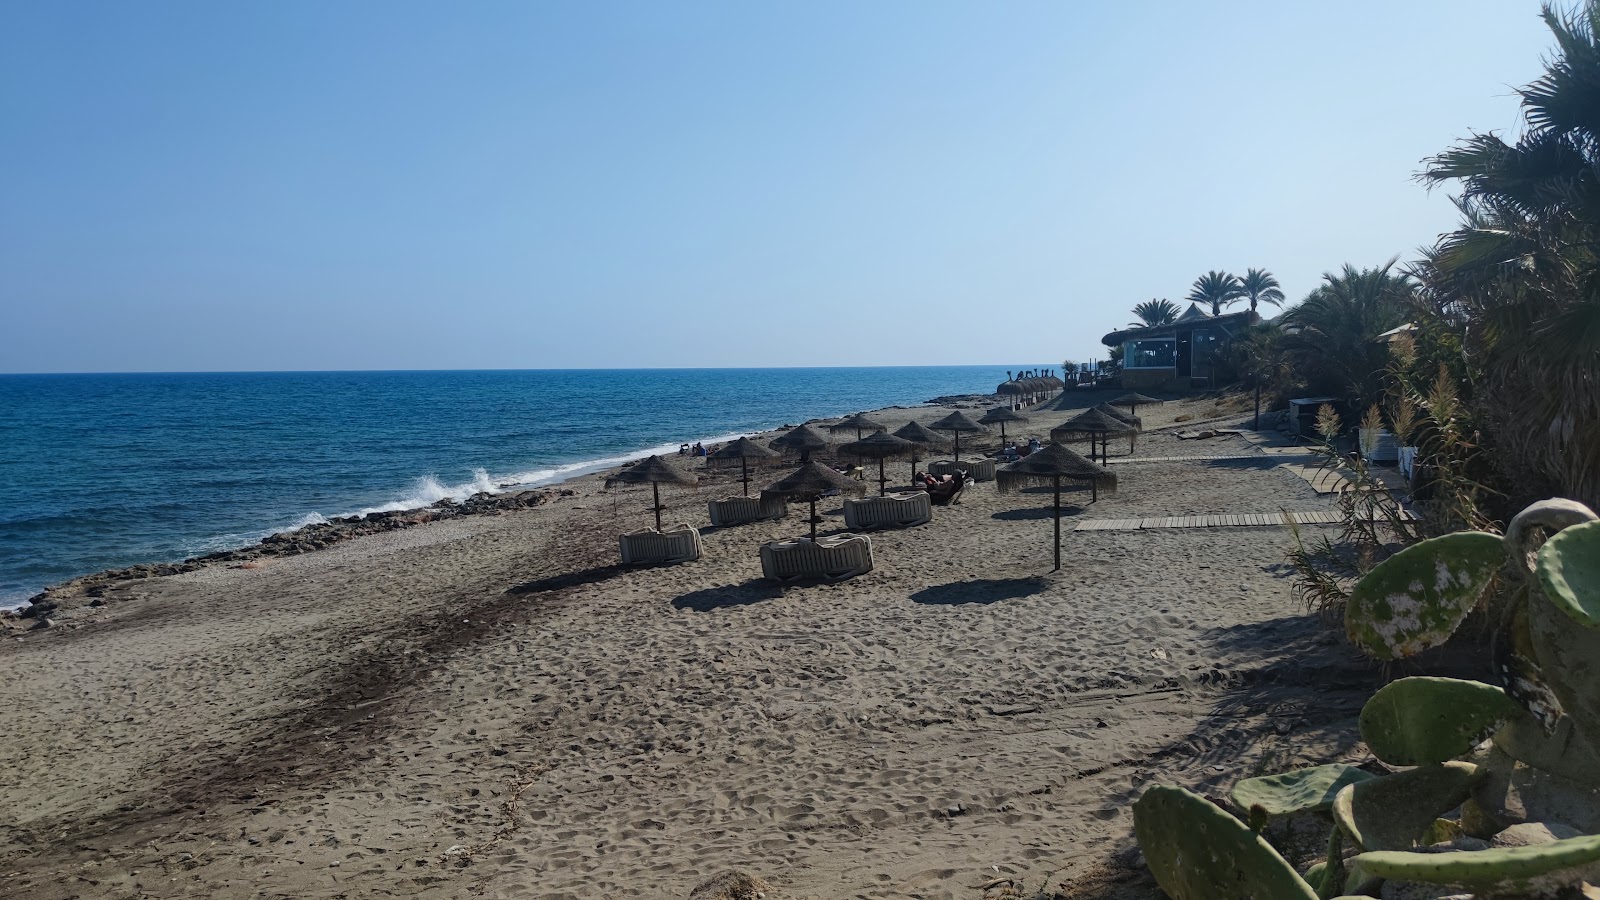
<box><xmin>1137</xmin><ymin>499</ymin><xmax>1600</xmax><ymax>900</ymax></box>
<box><xmin>1233</xmin><ymin>267</ymin><xmax>1286</xmax><ymax>313</ymax></box>
<box><xmin>1127</xmin><ymin>298</ymin><xmax>1179</xmax><ymax>327</ymax></box>
<box><xmin>1411</xmin><ymin>0</ymin><xmax>1600</xmax><ymax>513</ymax></box>
<box><xmin>1185</xmin><ymin>270</ymin><xmax>1244</xmax><ymax>317</ymax></box>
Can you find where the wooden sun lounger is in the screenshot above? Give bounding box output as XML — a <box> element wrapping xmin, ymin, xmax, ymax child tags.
<box><xmin>760</xmin><ymin>533</ymin><xmax>874</xmax><ymax>581</ymax></box>
<box><xmin>618</xmin><ymin>523</ymin><xmax>703</xmax><ymax>565</ymax></box>
<box><xmin>842</xmin><ymin>491</ymin><xmax>932</xmax><ymax>530</ymax></box>
<box><xmin>707</xmin><ymin>494</ymin><xmax>789</xmax><ymax>527</ymax></box>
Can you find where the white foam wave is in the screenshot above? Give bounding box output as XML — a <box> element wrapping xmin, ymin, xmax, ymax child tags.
<box><xmin>496</xmin><ymin>431</ymin><xmax>756</xmax><ymax>490</ymax></box>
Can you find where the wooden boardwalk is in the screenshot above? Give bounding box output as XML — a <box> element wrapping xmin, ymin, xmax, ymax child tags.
<box><xmin>1070</xmin><ymin>509</ymin><xmax>1415</xmax><ymax>532</ymax></box>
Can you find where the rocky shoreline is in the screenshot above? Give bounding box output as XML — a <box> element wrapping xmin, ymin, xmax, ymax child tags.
<box><xmin>5</xmin><ymin>487</ymin><xmax>573</xmax><ymax>628</ymax></box>
<box><xmin>5</xmin><ymin>392</ymin><xmax>991</xmax><ymax>632</ymax></box>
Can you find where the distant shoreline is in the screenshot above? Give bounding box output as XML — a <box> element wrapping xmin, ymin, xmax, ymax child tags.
<box><xmin>5</xmin><ymin>391</ymin><xmax>997</xmax><ymax>618</ymax></box>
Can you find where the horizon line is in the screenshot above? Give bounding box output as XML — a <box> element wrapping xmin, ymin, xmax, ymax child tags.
<box><xmin>0</xmin><ymin>363</ymin><xmax>1071</xmax><ymax>377</ymax></box>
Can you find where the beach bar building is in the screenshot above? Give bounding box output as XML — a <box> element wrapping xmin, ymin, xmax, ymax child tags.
<box><xmin>1099</xmin><ymin>304</ymin><xmax>1257</xmax><ymax>390</ymax></box>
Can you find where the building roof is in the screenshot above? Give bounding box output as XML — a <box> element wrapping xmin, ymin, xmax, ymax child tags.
<box><xmin>1100</xmin><ymin>308</ymin><xmax>1258</xmax><ymax>348</ymax></box>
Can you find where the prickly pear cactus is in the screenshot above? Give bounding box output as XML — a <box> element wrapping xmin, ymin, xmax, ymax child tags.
<box><xmin>1536</xmin><ymin>519</ymin><xmax>1600</xmax><ymax>628</ymax></box>
<box><xmin>1132</xmin><ymin>784</ymin><xmax>1319</xmax><ymax>900</ymax></box>
<box><xmin>1495</xmin><ymin>714</ymin><xmax>1600</xmax><ymax>788</ymax></box>
<box><xmin>1528</xmin><ymin>589</ymin><xmax>1600</xmax><ymax>753</ymax></box>
<box><xmin>1352</xmin><ymin>833</ymin><xmax>1600</xmax><ymax>896</ymax></box>
<box><xmin>1332</xmin><ymin>761</ymin><xmax>1482</xmax><ymax>852</ymax></box>
<box><xmin>1231</xmin><ymin>764</ymin><xmax>1374</xmax><ymax>831</ymax></box>
<box><xmin>1345</xmin><ymin>531</ymin><xmax>1505</xmax><ymax>659</ymax></box>
<box><xmin>1360</xmin><ymin>677</ymin><xmax>1522</xmax><ymax>766</ymax></box>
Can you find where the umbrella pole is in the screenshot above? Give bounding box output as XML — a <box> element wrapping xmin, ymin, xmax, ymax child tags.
<box><xmin>878</xmin><ymin>457</ymin><xmax>887</xmax><ymax>496</ymax></box>
<box><xmin>909</xmin><ymin>449</ymin><xmax>918</xmax><ymax>486</ymax></box>
<box><xmin>1053</xmin><ymin>474</ymin><xmax>1062</xmax><ymax>572</ymax></box>
<box><xmin>652</xmin><ymin>482</ymin><xmax>663</xmax><ymax>530</ymax></box>
<box><xmin>741</xmin><ymin>458</ymin><xmax>750</xmax><ymax>497</ymax></box>
<box><xmin>1000</xmin><ymin>423</ymin><xmax>1007</xmax><ymax>443</ymax></box>
<box><xmin>954</xmin><ymin>432</ymin><xmax>961</xmax><ymax>463</ymax></box>
<box><xmin>809</xmin><ymin>498</ymin><xmax>819</xmax><ymax>542</ymax></box>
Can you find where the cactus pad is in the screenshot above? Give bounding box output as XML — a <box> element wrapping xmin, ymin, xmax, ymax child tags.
<box><xmin>1536</xmin><ymin>519</ymin><xmax>1600</xmax><ymax>628</ymax></box>
<box><xmin>1528</xmin><ymin>591</ymin><xmax>1600</xmax><ymax>753</ymax></box>
<box><xmin>1352</xmin><ymin>833</ymin><xmax>1600</xmax><ymax>895</ymax></box>
<box><xmin>1360</xmin><ymin>677</ymin><xmax>1521</xmax><ymax>766</ymax></box>
<box><xmin>1495</xmin><ymin>714</ymin><xmax>1600</xmax><ymax>787</ymax></box>
<box><xmin>1345</xmin><ymin>531</ymin><xmax>1505</xmax><ymax>659</ymax></box>
<box><xmin>1332</xmin><ymin>761</ymin><xmax>1482</xmax><ymax>851</ymax></box>
<box><xmin>1231</xmin><ymin>764</ymin><xmax>1375</xmax><ymax>830</ymax></box>
<box><xmin>1133</xmin><ymin>784</ymin><xmax>1319</xmax><ymax>900</ymax></box>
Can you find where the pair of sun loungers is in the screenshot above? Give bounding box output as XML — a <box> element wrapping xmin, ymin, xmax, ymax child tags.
<box><xmin>617</xmin><ymin>522</ymin><xmax>875</xmax><ymax>580</ymax></box>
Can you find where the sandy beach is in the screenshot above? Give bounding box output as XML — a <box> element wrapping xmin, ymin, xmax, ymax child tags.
<box><xmin>0</xmin><ymin>391</ymin><xmax>1380</xmax><ymax>899</ymax></box>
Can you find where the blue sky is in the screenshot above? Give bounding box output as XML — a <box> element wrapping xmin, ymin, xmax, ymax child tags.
<box><xmin>0</xmin><ymin>1</ymin><xmax>1556</xmax><ymax>373</ymax></box>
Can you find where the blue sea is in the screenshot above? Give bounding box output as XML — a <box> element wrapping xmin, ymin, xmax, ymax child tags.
<box><xmin>0</xmin><ymin>366</ymin><xmax>1027</xmax><ymax>606</ymax></box>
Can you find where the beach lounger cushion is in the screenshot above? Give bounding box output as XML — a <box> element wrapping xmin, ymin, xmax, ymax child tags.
<box><xmin>842</xmin><ymin>491</ymin><xmax>932</xmax><ymax>531</ymax></box>
<box><xmin>707</xmin><ymin>494</ymin><xmax>789</xmax><ymax>527</ymax></box>
<box><xmin>619</xmin><ymin>523</ymin><xmax>702</xmax><ymax>565</ymax></box>
<box><xmin>760</xmin><ymin>533</ymin><xmax>874</xmax><ymax>581</ymax></box>
<box><xmin>930</xmin><ymin>458</ymin><xmax>996</xmax><ymax>482</ymax></box>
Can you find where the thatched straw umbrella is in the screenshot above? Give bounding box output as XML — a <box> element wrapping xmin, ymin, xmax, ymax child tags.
<box><xmin>840</xmin><ymin>431</ymin><xmax>915</xmax><ymax>496</ymax></box>
<box><xmin>1051</xmin><ymin>409</ymin><xmax>1136</xmax><ymax>463</ymax></box>
<box><xmin>978</xmin><ymin>406</ymin><xmax>1030</xmax><ymax>443</ymax></box>
<box><xmin>929</xmin><ymin>411</ymin><xmax>988</xmax><ymax>463</ymax></box>
<box><xmin>829</xmin><ymin>412</ymin><xmax>888</xmax><ymax>441</ymax></box>
<box><xmin>605</xmin><ymin>455</ymin><xmax>699</xmax><ymax>530</ymax></box>
<box><xmin>997</xmin><ymin>444</ymin><xmax>1115</xmax><ymax>571</ymax></box>
<box><xmin>893</xmin><ymin>421</ymin><xmax>948</xmax><ymax>484</ymax></box>
<box><xmin>1093</xmin><ymin>402</ymin><xmax>1142</xmax><ymax>453</ymax></box>
<box><xmin>762</xmin><ymin>461</ymin><xmax>868</xmax><ymax>541</ymax></box>
<box><xmin>1112</xmin><ymin>392</ymin><xmax>1164</xmax><ymax>417</ymax></box>
<box><xmin>769</xmin><ymin>424</ymin><xmax>831</xmax><ymax>463</ymax></box>
<box><xmin>707</xmin><ymin>436</ymin><xmax>780</xmax><ymax>497</ymax></box>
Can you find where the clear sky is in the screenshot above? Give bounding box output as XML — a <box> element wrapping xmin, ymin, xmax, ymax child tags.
<box><xmin>0</xmin><ymin>1</ymin><xmax>1556</xmax><ymax>373</ymax></box>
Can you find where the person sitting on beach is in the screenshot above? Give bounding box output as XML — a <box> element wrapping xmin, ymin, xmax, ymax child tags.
<box><xmin>1027</xmin><ymin>437</ymin><xmax>1042</xmax><ymax>453</ymax></box>
<box><xmin>679</xmin><ymin>443</ymin><xmax>690</xmax><ymax>456</ymax></box>
<box><xmin>692</xmin><ymin>442</ymin><xmax>706</xmax><ymax>457</ymax></box>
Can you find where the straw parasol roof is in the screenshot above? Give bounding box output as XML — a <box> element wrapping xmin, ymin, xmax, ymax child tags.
<box><xmin>1054</xmin><ymin>408</ymin><xmax>1136</xmax><ymax>435</ymax></box>
<box><xmin>893</xmin><ymin>421</ymin><xmax>948</xmax><ymax>446</ymax></box>
<box><xmin>829</xmin><ymin>412</ymin><xmax>888</xmax><ymax>439</ymax></box>
<box><xmin>1094</xmin><ymin>402</ymin><xmax>1141</xmax><ymax>429</ymax></box>
<box><xmin>893</xmin><ymin>420</ymin><xmax>949</xmax><ymax>484</ymax></box>
<box><xmin>1112</xmin><ymin>392</ymin><xmax>1165</xmax><ymax>416</ymax></box>
<box><xmin>840</xmin><ymin>431</ymin><xmax>915</xmax><ymax>496</ymax></box>
<box><xmin>1051</xmin><ymin>409</ymin><xmax>1137</xmax><ymax>463</ymax></box>
<box><xmin>929</xmin><ymin>410</ymin><xmax>988</xmax><ymax>462</ymax></box>
<box><xmin>930</xmin><ymin>410</ymin><xmax>986</xmax><ymax>433</ymax></box>
<box><xmin>979</xmin><ymin>406</ymin><xmax>1030</xmax><ymax>442</ymax></box>
<box><xmin>997</xmin><ymin>444</ymin><xmax>1115</xmax><ymax>571</ymax></box>
<box><xmin>605</xmin><ymin>455</ymin><xmax>699</xmax><ymax>530</ymax></box>
<box><xmin>764</xmin><ymin>460</ymin><xmax>867</xmax><ymax>499</ymax></box>
<box><xmin>605</xmin><ymin>454</ymin><xmax>699</xmax><ymax>488</ymax></box>
<box><xmin>769</xmin><ymin>424</ymin><xmax>831</xmax><ymax>462</ymax></box>
<box><xmin>997</xmin><ymin>444</ymin><xmax>1115</xmax><ymax>491</ymax></box>
<box><xmin>708</xmin><ymin>436</ymin><xmax>779</xmax><ymax>462</ymax></box>
<box><xmin>706</xmin><ymin>436</ymin><xmax>780</xmax><ymax>497</ymax></box>
<box><xmin>762</xmin><ymin>461</ymin><xmax>867</xmax><ymax>541</ymax></box>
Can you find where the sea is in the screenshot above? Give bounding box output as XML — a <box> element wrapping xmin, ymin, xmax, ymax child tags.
<box><xmin>0</xmin><ymin>366</ymin><xmax>1030</xmax><ymax>607</ymax></box>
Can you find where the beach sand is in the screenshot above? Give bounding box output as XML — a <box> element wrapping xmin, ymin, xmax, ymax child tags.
<box><xmin>0</xmin><ymin>392</ymin><xmax>1378</xmax><ymax>899</ymax></box>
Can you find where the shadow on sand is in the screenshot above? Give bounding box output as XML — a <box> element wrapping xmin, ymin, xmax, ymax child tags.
<box><xmin>506</xmin><ymin>564</ymin><xmax>628</xmax><ymax>595</ymax></box>
<box><xmin>910</xmin><ymin>576</ymin><xmax>1051</xmax><ymax>606</ymax></box>
<box><xmin>990</xmin><ymin>505</ymin><xmax>1086</xmax><ymax>521</ymax></box>
<box><xmin>672</xmin><ymin>578</ymin><xmax>785</xmax><ymax>612</ymax></box>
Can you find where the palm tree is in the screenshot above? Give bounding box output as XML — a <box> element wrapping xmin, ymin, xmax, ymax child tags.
<box><xmin>1416</xmin><ymin>0</ymin><xmax>1600</xmax><ymax>509</ymax></box>
<box><xmin>1233</xmin><ymin>268</ymin><xmax>1286</xmax><ymax>314</ymax></box>
<box><xmin>1281</xmin><ymin>260</ymin><xmax>1415</xmax><ymax>409</ymax></box>
<box><xmin>1186</xmin><ymin>271</ymin><xmax>1244</xmax><ymax>316</ymax></box>
<box><xmin>1129</xmin><ymin>298</ymin><xmax>1180</xmax><ymax>327</ymax></box>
